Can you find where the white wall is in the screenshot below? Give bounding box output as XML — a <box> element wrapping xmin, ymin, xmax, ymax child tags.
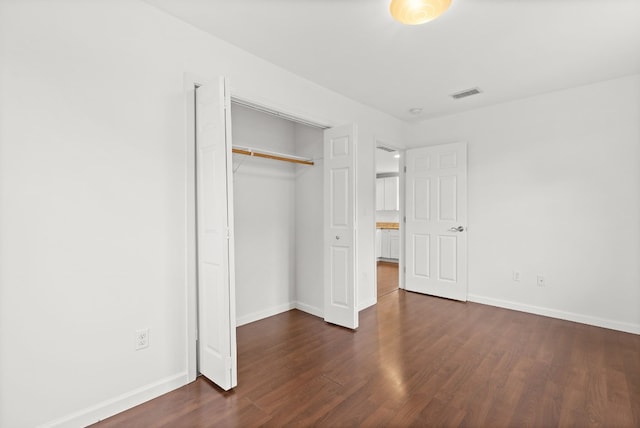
<box><xmin>1</xmin><ymin>2</ymin><xmax>635</xmax><ymax>428</ymax></box>
<box><xmin>0</xmin><ymin>1</ymin><xmax>406</xmax><ymax>426</ymax></box>
<box><xmin>407</xmin><ymin>74</ymin><xmax>640</xmax><ymax>334</ymax></box>
<box><xmin>231</xmin><ymin>104</ymin><xmax>297</xmax><ymax>325</ymax></box>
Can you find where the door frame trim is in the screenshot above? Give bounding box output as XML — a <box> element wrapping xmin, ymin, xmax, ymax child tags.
<box><xmin>184</xmin><ymin>73</ymin><xmax>200</xmax><ymax>383</ymax></box>
<box><xmin>373</xmin><ymin>140</ymin><xmax>406</xmax><ymax>301</ymax></box>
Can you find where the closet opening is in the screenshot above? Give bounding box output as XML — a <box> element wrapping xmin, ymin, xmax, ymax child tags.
<box><xmin>187</xmin><ymin>78</ymin><xmax>359</xmax><ymax>389</ymax></box>
<box><xmin>375</xmin><ymin>145</ymin><xmax>401</xmax><ymax>298</ymax></box>
<box><xmin>230</xmin><ymin>101</ymin><xmax>326</xmax><ymax>327</ymax></box>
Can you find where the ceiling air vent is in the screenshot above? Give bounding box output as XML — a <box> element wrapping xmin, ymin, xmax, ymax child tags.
<box><xmin>451</xmin><ymin>87</ymin><xmax>482</xmax><ymax>100</ymax></box>
<box><xmin>377</xmin><ymin>146</ymin><xmax>396</xmax><ymax>152</ymax></box>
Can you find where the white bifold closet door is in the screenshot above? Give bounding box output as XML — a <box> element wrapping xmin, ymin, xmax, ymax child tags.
<box><xmin>323</xmin><ymin>124</ymin><xmax>358</xmax><ymax>330</ymax></box>
<box><xmin>404</xmin><ymin>142</ymin><xmax>468</xmax><ymax>301</ymax></box>
<box><xmin>195</xmin><ymin>78</ymin><xmax>237</xmax><ymax>390</ymax></box>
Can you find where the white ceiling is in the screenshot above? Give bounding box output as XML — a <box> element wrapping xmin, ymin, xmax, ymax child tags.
<box><xmin>145</xmin><ymin>0</ymin><xmax>640</xmax><ymax>122</ymax></box>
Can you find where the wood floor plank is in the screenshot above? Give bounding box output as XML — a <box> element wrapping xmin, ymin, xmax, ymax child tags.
<box><xmin>91</xmin><ymin>290</ymin><xmax>640</xmax><ymax>427</ymax></box>
<box><xmin>377</xmin><ymin>261</ymin><xmax>398</xmax><ymax>297</ymax></box>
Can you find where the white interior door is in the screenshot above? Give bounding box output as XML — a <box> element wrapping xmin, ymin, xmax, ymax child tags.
<box><xmin>324</xmin><ymin>124</ymin><xmax>358</xmax><ymax>329</ymax></box>
<box><xmin>405</xmin><ymin>142</ymin><xmax>468</xmax><ymax>301</ymax></box>
<box><xmin>195</xmin><ymin>78</ymin><xmax>237</xmax><ymax>390</ymax></box>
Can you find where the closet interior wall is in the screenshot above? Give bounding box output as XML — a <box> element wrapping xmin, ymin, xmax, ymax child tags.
<box><xmin>231</xmin><ymin>104</ymin><xmax>323</xmax><ymax>326</ymax></box>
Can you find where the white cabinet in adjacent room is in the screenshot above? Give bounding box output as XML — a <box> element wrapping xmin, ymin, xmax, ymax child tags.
<box><xmin>383</xmin><ymin>176</ymin><xmax>399</xmax><ymax>211</ymax></box>
<box><xmin>378</xmin><ymin>228</ymin><xmax>400</xmax><ymax>261</ymax></box>
<box><xmin>376</xmin><ymin>176</ymin><xmax>399</xmax><ymax>211</ymax></box>
<box><xmin>388</xmin><ymin>230</ymin><xmax>400</xmax><ymax>259</ymax></box>
<box><xmin>376</xmin><ymin>179</ymin><xmax>385</xmax><ymax>211</ymax></box>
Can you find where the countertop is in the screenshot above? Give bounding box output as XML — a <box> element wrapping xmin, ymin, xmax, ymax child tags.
<box><xmin>376</xmin><ymin>222</ymin><xmax>399</xmax><ymax>230</ymax></box>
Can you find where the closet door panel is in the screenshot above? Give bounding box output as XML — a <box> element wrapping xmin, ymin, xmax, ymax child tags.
<box><xmin>324</xmin><ymin>124</ymin><xmax>358</xmax><ymax>330</ymax></box>
<box><xmin>195</xmin><ymin>78</ymin><xmax>237</xmax><ymax>391</ymax></box>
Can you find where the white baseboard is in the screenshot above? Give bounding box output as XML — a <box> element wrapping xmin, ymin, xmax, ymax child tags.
<box><xmin>294</xmin><ymin>301</ymin><xmax>323</xmax><ymax>318</ymax></box>
<box><xmin>468</xmin><ymin>294</ymin><xmax>640</xmax><ymax>335</ymax></box>
<box><xmin>40</xmin><ymin>372</ymin><xmax>188</xmax><ymax>428</ymax></box>
<box><xmin>236</xmin><ymin>302</ymin><xmax>296</xmax><ymax>327</ymax></box>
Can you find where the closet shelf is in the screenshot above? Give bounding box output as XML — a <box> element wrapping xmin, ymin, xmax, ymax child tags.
<box><xmin>232</xmin><ymin>146</ymin><xmax>314</xmax><ymax>166</ymax></box>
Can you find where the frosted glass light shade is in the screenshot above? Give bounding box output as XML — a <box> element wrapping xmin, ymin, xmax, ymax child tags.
<box><xmin>389</xmin><ymin>0</ymin><xmax>452</xmax><ymax>25</ymax></box>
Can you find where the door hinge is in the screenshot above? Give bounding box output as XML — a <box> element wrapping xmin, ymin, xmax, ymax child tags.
<box><xmin>403</xmin><ymin>216</ymin><xmax>406</xmax><ymax>223</ymax></box>
<box><xmin>404</xmin><ymin>166</ymin><xmax>407</xmax><ymax>173</ymax></box>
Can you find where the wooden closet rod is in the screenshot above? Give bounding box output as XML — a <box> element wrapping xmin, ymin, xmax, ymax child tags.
<box><xmin>232</xmin><ymin>147</ymin><xmax>314</xmax><ymax>166</ymax></box>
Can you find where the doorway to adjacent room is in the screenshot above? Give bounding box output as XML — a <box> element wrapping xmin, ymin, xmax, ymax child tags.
<box><xmin>375</xmin><ymin>145</ymin><xmax>401</xmax><ymax>298</ymax></box>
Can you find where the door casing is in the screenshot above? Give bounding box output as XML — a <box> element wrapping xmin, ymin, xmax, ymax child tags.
<box><xmin>373</xmin><ymin>141</ymin><xmax>406</xmax><ymax>299</ymax></box>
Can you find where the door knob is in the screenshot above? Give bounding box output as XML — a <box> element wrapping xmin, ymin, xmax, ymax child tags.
<box><xmin>336</xmin><ymin>235</ymin><xmax>340</xmax><ymax>240</ymax></box>
<box><xmin>448</xmin><ymin>226</ymin><xmax>464</xmax><ymax>232</ymax></box>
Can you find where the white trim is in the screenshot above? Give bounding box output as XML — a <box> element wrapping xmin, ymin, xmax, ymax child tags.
<box><xmin>371</xmin><ymin>141</ymin><xmax>379</xmax><ymax>306</ymax></box>
<box><xmin>39</xmin><ymin>372</ymin><xmax>188</xmax><ymax>428</ymax></box>
<box><xmin>468</xmin><ymin>294</ymin><xmax>640</xmax><ymax>335</ymax></box>
<box><xmin>236</xmin><ymin>302</ymin><xmax>296</xmax><ymax>327</ymax></box>
<box><xmin>184</xmin><ymin>72</ymin><xmax>207</xmax><ymax>384</ymax></box>
<box><xmin>295</xmin><ymin>301</ymin><xmax>323</xmax><ymax>318</ymax></box>
<box><xmin>223</xmin><ymin>77</ymin><xmax>239</xmax><ymax>388</ymax></box>
<box><xmin>372</xmin><ymin>139</ymin><xmax>406</xmax><ymax>303</ymax></box>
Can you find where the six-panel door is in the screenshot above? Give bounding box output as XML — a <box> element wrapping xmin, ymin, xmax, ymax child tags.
<box><xmin>404</xmin><ymin>143</ymin><xmax>468</xmax><ymax>301</ymax></box>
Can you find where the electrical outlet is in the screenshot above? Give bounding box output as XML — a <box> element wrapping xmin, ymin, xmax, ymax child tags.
<box><xmin>512</xmin><ymin>271</ymin><xmax>521</xmax><ymax>281</ymax></box>
<box><xmin>135</xmin><ymin>328</ymin><xmax>149</xmax><ymax>350</ymax></box>
<box><xmin>537</xmin><ymin>275</ymin><xmax>545</xmax><ymax>287</ymax></box>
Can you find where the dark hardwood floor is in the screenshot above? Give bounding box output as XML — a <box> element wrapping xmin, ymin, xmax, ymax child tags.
<box><xmin>377</xmin><ymin>261</ymin><xmax>399</xmax><ymax>297</ymax></box>
<box><xmin>92</xmin><ymin>291</ymin><xmax>640</xmax><ymax>427</ymax></box>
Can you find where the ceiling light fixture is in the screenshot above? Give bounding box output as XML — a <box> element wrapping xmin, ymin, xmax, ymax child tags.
<box><xmin>390</xmin><ymin>0</ymin><xmax>452</xmax><ymax>25</ymax></box>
